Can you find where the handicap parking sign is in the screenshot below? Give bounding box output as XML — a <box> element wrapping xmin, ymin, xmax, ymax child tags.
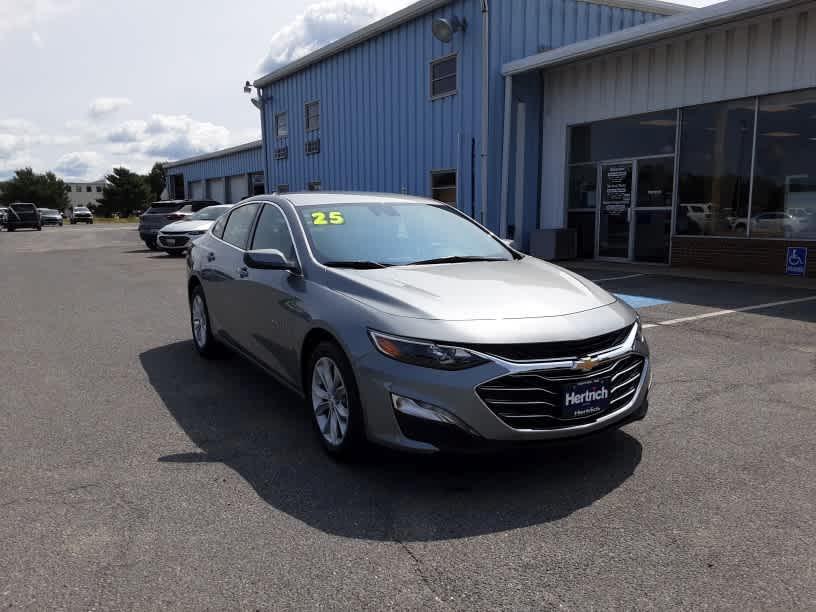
<box><xmin>786</xmin><ymin>247</ymin><xmax>808</xmax><ymax>276</ymax></box>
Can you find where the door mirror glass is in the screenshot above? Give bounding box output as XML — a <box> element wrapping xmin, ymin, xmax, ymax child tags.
<box><xmin>244</xmin><ymin>249</ymin><xmax>299</xmax><ymax>272</ymax></box>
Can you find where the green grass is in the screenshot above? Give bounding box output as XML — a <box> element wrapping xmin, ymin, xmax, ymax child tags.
<box><xmin>93</xmin><ymin>217</ymin><xmax>140</xmax><ymax>224</ymax></box>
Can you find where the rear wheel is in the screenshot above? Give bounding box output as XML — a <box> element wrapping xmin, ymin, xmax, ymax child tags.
<box><xmin>190</xmin><ymin>285</ymin><xmax>221</xmax><ymax>358</ymax></box>
<box><xmin>307</xmin><ymin>342</ymin><xmax>365</xmax><ymax>459</ymax></box>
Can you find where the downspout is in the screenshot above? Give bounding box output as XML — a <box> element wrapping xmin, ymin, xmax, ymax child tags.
<box><xmin>257</xmin><ymin>88</ymin><xmax>272</xmax><ymax>194</ymax></box>
<box><xmin>480</xmin><ymin>0</ymin><xmax>489</xmax><ymax>226</ymax></box>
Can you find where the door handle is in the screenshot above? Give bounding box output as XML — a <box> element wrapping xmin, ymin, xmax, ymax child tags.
<box><xmin>207</xmin><ymin>252</ymin><xmax>216</xmax><ymax>262</ymax></box>
<box><xmin>239</xmin><ymin>267</ymin><xmax>249</xmax><ymax>279</ymax></box>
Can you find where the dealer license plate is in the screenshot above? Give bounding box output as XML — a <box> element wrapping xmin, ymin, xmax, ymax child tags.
<box><xmin>562</xmin><ymin>378</ymin><xmax>611</xmax><ymax>419</ymax></box>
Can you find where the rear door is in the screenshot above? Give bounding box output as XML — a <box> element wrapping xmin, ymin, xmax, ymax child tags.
<box><xmin>205</xmin><ymin>202</ymin><xmax>261</xmax><ymax>349</ymax></box>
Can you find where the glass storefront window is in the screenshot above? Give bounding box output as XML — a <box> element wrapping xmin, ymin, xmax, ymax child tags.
<box><xmin>751</xmin><ymin>90</ymin><xmax>816</xmax><ymax>239</ymax></box>
<box><xmin>569</xmin><ymin>110</ymin><xmax>677</xmax><ymax>164</ymax></box>
<box><xmin>567</xmin><ymin>164</ymin><xmax>597</xmax><ymax>209</ymax></box>
<box><xmin>676</xmin><ymin>99</ymin><xmax>755</xmax><ymax>237</ymax></box>
<box><xmin>637</xmin><ymin>156</ymin><xmax>674</xmax><ymax>207</ymax></box>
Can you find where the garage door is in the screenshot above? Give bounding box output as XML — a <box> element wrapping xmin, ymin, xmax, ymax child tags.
<box><xmin>190</xmin><ymin>181</ymin><xmax>204</xmax><ymax>200</ymax></box>
<box><xmin>228</xmin><ymin>174</ymin><xmax>249</xmax><ymax>203</ymax></box>
<box><xmin>208</xmin><ymin>178</ymin><xmax>225</xmax><ymax>203</ymax></box>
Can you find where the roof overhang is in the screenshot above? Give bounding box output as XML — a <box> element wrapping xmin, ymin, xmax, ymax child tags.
<box><xmin>162</xmin><ymin>140</ymin><xmax>263</xmax><ymax>170</ymax></box>
<box><xmin>503</xmin><ymin>0</ymin><xmax>807</xmax><ymax>77</ymax></box>
<box><xmin>255</xmin><ymin>0</ymin><xmax>686</xmax><ymax>89</ymax></box>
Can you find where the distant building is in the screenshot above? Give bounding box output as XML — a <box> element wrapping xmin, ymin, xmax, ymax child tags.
<box><xmin>66</xmin><ymin>180</ymin><xmax>106</xmax><ymax>209</ymax></box>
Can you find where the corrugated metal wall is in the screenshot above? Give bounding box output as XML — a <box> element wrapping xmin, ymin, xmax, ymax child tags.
<box><xmin>538</xmin><ymin>1</ymin><xmax>816</xmax><ymax>229</ymax></box>
<box><xmin>165</xmin><ymin>145</ymin><xmax>264</xmax><ymax>185</ymax></box>
<box><xmin>261</xmin><ymin>0</ymin><xmax>666</xmax><ymax>230</ymax></box>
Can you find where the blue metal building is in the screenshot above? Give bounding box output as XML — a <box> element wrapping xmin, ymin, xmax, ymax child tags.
<box><xmin>163</xmin><ymin>140</ymin><xmax>265</xmax><ymax>203</ymax></box>
<box><xmin>253</xmin><ymin>0</ymin><xmax>684</xmax><ymax>248</ymax></box>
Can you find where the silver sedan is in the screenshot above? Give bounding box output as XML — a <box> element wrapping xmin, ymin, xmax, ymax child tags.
<box><xmin>186</xmin><ymin>193</ymin><xmax>650</xmax><ymax>458</ymax></box>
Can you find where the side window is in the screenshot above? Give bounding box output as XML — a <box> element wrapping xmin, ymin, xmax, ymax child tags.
<box><xmin>251</xmin><ymin>204</ymin><xmax>296</xmax><ymax>260</ymax></box>
<box><xmin>211</xmin><ymin>212</ymin><xmax>228</xmax><ymax>238</ymax></box>
<box><xmin>221</xmin><ymin>203</ymin><xmax>260</xmax><ymax>248</ymax></box>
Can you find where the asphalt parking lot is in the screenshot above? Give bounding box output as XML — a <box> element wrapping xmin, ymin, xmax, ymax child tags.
<box><xmin>1</xmin><ymin>225</ymin><xmax>814</xmax><ymax>610</ymax></box>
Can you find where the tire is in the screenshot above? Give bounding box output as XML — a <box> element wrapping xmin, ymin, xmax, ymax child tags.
<box><xmin>90</xmin><ymin>220</ymin><xmax>94</xmax><ymax>224</ymax></box>
<box><xmin>7</xmin><ymin>226</ymin><xmax>14</xmax><ymax>232</ymax></box>
<box><xmin>36</xmin><ymin>225</ymin><xmax>42</xmax><ymax>231</ymax></box>
<box><xmin>189</xmin><ymin>285</ymin><xmax>221</xmax><ymax>359</ymax></box>
<box><xmin>146</xmin><ymin>240</ymin><xmax>159</xmax><ymax>251</ymax></box>
<box><xmin>307</xmin><ymin>341</ymin><xmax>365</xmax><ymax>459</ymax></box>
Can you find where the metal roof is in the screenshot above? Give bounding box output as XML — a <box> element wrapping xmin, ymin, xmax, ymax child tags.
<box><xmin>162</xmin><ymin>140</ymin><xmax>263</xmax><ymax>169</ymax></box>
<box><xmin>254</xmin><ymin>0</ymin><xmax>688</xmax><ymax>89</ymax></box>
<box><xmin>503</xmin><ymin>0</ymin><xmax>804</xmax><ymax>76</ymax></box>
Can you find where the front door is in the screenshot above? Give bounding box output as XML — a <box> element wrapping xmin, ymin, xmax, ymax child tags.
<box><xmin>595</xmin><ymin>157</ymin><xmax>674</xmax><ymax>263</ymax></box>
<box><xmin>597</xmin><ymin>162</ymin><xmax>633</xmax><ymax>259</ymax></box>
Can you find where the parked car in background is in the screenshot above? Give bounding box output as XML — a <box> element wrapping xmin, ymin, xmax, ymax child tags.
<box><xmin>138</xmin><ymin>200</ymin><xmax>218</xmax><ymax>250</ymax></box>
<box><xmin>157</xmin><ymin>204</ymin><xmax>234</xmax><ymax>255</ymax></box>
<box><xmin>187</xmin><ymin>193</ymin><xmax>650</xmax><ymax>458</ymax></box>
<box><xmin>5</xmin><ymin>203</ymin><xmax>42</xmax><ymax>231</ymax></box>
<box><xmin>0</xmin><ymin>207</ymin><xmax>8</xmax><ymax>229</ymax></box>
<box><xmin>732</xmin><ymin>211</ymin><xmax>806</xmax><ymax>236</ymax></box>
<box><xmin>38</xmin><ymin>208</ymin><xmax>64</xmax><ymax>226</ymax></box>
<box><xmin>68</xmin><ymin>206</ymin><xmax>94</xmax><ymax>224</ymax></box>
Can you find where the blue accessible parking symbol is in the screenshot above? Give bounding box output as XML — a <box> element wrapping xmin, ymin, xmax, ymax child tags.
<box><xmin>786</xmin><ymin>247</ymin><xmax>808</xmax><ymax>276</ymax></box>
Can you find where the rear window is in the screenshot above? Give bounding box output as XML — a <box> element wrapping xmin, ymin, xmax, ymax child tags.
<box><xmin>189</xmin><ymin>200</ymin><xmax>218</xmax><ymax>212</ymax></box>
<box><xmin>144</xmin><ymin>203</ymin><xmax>184</xmax><ymax>215</ymax></box>
<box><xmin>10</xmin><ymin>203</ymin><xmax>36</xmax><ymax>212</ymax></box>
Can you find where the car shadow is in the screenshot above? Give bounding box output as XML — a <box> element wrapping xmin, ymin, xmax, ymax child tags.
<box><xmin>140</xmin><ymin>341</ymin><xmax>642</xmax><ymax>541</ymax></box>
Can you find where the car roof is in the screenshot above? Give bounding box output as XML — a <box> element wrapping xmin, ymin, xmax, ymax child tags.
<box><xmin>269</xmin><ymin>192</ymin><xmax>440</xmax><ymax>207</ymax></box>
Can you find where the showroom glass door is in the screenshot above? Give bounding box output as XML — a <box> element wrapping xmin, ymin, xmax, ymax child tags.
<box><xmin>597</xmin><ymin>162</ymin><xmax>634</xmax><ymax>259</ymax></box>
<box><xmin>633</xmin><ymin>156</ymin><xmax>674</xmax><ymax>264</ymax></box>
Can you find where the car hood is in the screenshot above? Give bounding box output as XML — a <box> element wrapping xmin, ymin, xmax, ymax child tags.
<box><xmin>329</xmin><ymin>258</ymin><xmax>617</xmax><ymax>321</ymax></box>
<box><xmin>160</xmin><ymin>219</ymin><xmax>213</xmax><ymax>232</ymax></box>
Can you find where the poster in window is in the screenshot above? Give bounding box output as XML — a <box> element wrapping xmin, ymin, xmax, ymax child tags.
<box><xmin>602</xmin><ymin>164</ymin><xmax>632</xmax><ymax>216</ymax></box>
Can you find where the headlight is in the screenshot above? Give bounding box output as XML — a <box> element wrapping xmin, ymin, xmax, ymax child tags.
<box><xmin>369</xmin><ymin>330</ymin><xmax>487</xmax><ymax>370</ymax></box>
<box><xmin>635</xmin><ymin>315</ymin><xmax>645</xmax><ymax>342</ymax></box>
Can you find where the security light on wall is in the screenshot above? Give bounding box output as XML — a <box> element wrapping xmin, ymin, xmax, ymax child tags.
<box><xmin>243</xmin><ymin>80</ymin><xmax>252</xmax><ymax>94</ymax></box>
<box><xmin>432</xmin><ymin>16</ymin><xmax>466</xmax><ymax>43</ymax></box>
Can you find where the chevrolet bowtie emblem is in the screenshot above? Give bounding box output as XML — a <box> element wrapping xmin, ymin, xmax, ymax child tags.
<box><xmin>574</xmin><ymin>357</ymin><xmax>600</xmax><ymax>371</ymax></box>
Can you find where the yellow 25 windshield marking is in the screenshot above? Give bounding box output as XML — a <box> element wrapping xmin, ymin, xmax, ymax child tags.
<box><xmin>311</xmin><ymin>211</ymin><xmax>345</xmax><ymax>225</ymax></box>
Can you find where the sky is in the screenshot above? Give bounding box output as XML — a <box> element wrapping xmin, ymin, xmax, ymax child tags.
<box><xmin>0</xmin><ymin>0</ymin><xmax>718</xmax><ymax>182</ymax></box>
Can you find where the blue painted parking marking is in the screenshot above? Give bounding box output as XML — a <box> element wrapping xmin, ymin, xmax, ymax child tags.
<box><xmin>614</xmin><ymin>294</ymin><xmax>672</xmax><ymax>309</ymax></box>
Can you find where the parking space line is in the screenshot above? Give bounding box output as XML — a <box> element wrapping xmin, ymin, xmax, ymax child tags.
<box><xmin>642</xmin><ymin>295</ymin><xmax>816</xmax><ymax>329</ymax></box>
<box><xmin>592</xmin><ymin>273</ymin><xmax>648</xmax><ymax>283</ymax></box>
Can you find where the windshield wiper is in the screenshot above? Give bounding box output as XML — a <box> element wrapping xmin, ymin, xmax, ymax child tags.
<box><xmin>323</xmin><ymin>260</ymin><xmax>390</xmax><ymax>269</ymax></box>
<box><xmin>406</xmin><ymin>256</ymin><xmax>508</xmax><ymax>266</ymax></box>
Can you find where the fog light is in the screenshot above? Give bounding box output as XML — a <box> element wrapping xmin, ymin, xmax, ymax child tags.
<box><xmin>391</xmin><ymin>394</ymin><xmax>479</xmax><ymax>435</ymax></box>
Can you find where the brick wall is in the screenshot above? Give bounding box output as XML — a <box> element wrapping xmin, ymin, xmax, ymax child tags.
<box><xmin>671</xmin><ymin>237</ymin><xmax>815</xmax><ymax>278</ymax></box>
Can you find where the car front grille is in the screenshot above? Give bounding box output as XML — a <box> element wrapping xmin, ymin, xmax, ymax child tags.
<box><xmin>476</xmin><ymin>354</ymin><xmax>646</xmax><ymax>430</ymax></box>
<box><xmin>460</xmin><ymin>324</ymin><xmax>634</xmax><ymax>362</ymax></box>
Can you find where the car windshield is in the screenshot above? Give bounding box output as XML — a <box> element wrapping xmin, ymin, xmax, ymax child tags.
<box><xmin>191</xmin><ymin>205</ymin><xmax>232</xmax><ymax>221</ymax></box>
<box><xmin>76</xmin><ymin>207</ymin><xmax>89</xmax><ymax>212</ymax></box>
<box><xmin>297</xmin><ymin>202</ymin><xmax>514</xmax><ymax>266</ymax></box>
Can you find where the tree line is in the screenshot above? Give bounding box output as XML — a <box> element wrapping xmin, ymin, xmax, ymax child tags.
<box><xmin>0</xmin><ymin>163</ymin><xmax>167</xmax><ymax>217</ymax></box>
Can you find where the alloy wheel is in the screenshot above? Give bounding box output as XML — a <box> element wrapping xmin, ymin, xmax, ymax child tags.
<box><xmin>191</xmin><ymin>294</ymin><xmax>208</xmax><ymax>349</ymax></box>
<box><xmin>311</xmin><ymin>357</ymin><xmax>350</xmax><ymax>446</ymax></box>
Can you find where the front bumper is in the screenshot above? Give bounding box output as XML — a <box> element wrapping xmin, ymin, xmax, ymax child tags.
<box><xmin>157</xmin><ymin>234</ymin><xmax>192</xmax><ymax>250</ymax></box>
<box><xmin>355</xmin><ymin>327</ymin><xmax>651</xmax><ymax>453</ymax></box>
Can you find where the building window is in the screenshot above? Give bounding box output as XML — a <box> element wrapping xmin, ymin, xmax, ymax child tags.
<box><xmin>751</xmin><ymin>89</ymin><xmax>816</xmax><ymax>239</ymax></box>
<box><xmin>96</xmin><ymin>186</ymin><xmax>102</xmax><ymax>192</ymax></box>
<box><xmin>430</xmin><ymin>55</ymin><xmax>457</xmax><ymax>99</ymax></box>
<box><xmin>274</xmin><ymin>146</ymin><xmax>289</xmax><ymax>160</ymax></box>
<box><xmin>676</xmin><ymin>99</ymin><xmax>755</xmax><ymax>237</ymax></box>
<box><xmin>431</xmin><ymin>170</ymin><xmax>456</xmax><ymax>205</ymax></box>
<box><xmin>305</xmin><ymin>139</ymin><xmax>320</xmax><ymax>155</ymax></box>
<box><xmin>569</xmin><ymin>110</ymin><xmax>676</xmax><ymax>164</ymax></box>
<box><xmin>275</xmin><ymin>112</ymin><xmax>288</xmax><ymax>138</ymax></box>
<box><xmin>86</xmin><ymin>186</ymin><xmax>92</xmax><ymax>192</ymax></box>
<box><xmin>276</xmin><ymin>184</ymin><xmax>289</xmax><ymax>194</ymax></box>
<box><xmin>308</xmin><ymin>180</ymin><xmax>321</xmax><ymax>191</ymax></box>
<box><xmin>251</xmin><ymin>173</ymin><xmax>265</xmax><ymax>196</ymax></box>
<box><xmin>305</xmin><ymin>101</ymin><xmax>320</xmax><ymax>132</ymax></box>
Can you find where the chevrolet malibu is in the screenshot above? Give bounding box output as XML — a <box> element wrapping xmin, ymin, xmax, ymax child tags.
<box><xmin>158</xmin><ymin>204</ymin><xmax>234</xmax><ymax>254</ymax></box>
<box><xmin>186</xmin><ymin>193</ymin><xmax>650</xmax><ymax>457</ymax></box>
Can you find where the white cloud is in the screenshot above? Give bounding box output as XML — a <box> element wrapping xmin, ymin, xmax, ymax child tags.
<box><xmin>103</xmin><ymin>113</ymin><xmax>230</xmax><ymax>160</ymax></box>
<box><xmin>257</xmin><ymin>0</ymin><xmax>413</xmax><ymax>75</ymax></box>
<box><xmin>0</xmin><ymin>118</ymin><xmax>46</xmax><ymax>162</ymax></box>
<box><xmin>53</xmin><ymin>150</ymin><xmax>105</xmax><ymax>180</ymax></box>
<box><xmin>31</xmin><ymin>31</ymin><xmax>43</xmax><ymax>47</ymax></box>
<box><xmin>88</xmin><ymin>97</ymin><xmax>132</xmax><ymax>119</ymax></box>
<box><xmin>0</xmin><ymin>0</ymin><xmax>80</xmax><ymax>38</ymax></box>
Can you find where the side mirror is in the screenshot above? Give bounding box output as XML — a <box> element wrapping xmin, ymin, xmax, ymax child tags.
<box><xmin>244</xmin><ymin>249</ymin><xmax>299</xmax><ymax>273</ymax></box>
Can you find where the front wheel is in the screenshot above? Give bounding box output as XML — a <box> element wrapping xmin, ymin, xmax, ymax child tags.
<box><xmin>307</xmin><ymin>342</ymin><xmax>365</xmax><ymax>459</ymax></box>
<box><xmin>190</xmin><ymin>285</ymin><xmax>221</xmax><ymax>359</ymax></box>
<box><xmin>145</xmin><ymin>240</ymin><xmax>159</xmax><ymax>251</ymax></box>
<box><xmin>36</xmin><ymin>225</ymin><xmax>42</xmax><ymax>231</ymax></box>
